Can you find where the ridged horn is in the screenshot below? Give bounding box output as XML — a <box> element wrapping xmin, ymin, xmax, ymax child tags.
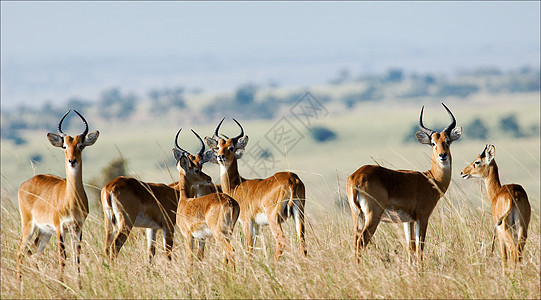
<box><xmin>57</xmin><ymin>110</ymin><xmax>71</xmax><ymax>137</ymax></box>
<box><xmin>191</xmin><ymin>129</ymin><xmax>205</xmax><ymax>158</ymax></box>
<box><xmin>441</xmin><ymin>103</ymin><xmax>456</xmax><ymax>135</ymax></box>
<box><xmin>418</xmin><ymin>106</ymin><xmax>436</xmax><ymax>137</ymax></box>
<box><xmin>231</xmin><ymin>118</ymin><xmax>244</xmax><ymax>144</ymax></box>
<box><xmin>213</xmin><ymin>117</ymin><xmax>225</xmax><ymax>140</ymax></box>
<box><xmin>174</xmin><ymin>128</ymin><xmax>189</xmax><ymax>156</ymax></box>
<box><xmin>73</xmin><ymin>110</ymin><xmax>89</xmax><ymax>137</ymax></box>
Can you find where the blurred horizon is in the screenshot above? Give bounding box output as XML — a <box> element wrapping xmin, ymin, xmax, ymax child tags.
<box><xmin>1</xmin><ymin>1</ymin><xmax>540</xmax><ymax>109</ymax></box>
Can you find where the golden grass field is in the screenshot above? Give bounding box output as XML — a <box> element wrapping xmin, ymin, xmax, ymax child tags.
<box><xmin>1</xmin><ymin>92</ymin><xmax>539</xmax><ymax>298</ymax></box>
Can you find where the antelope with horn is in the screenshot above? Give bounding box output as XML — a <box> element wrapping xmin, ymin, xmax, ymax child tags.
<box><xmin>17</xmin><ymin>110</ymin><xmax>99</xmax><ymax>284</ymax></box>
<box><xmin>173</xmin><ymin>129</ymin><xmax>240</xmax><ymax>267</ymax></box>
<box><xmin>346</xmin><ymin>103</ymin><xmax>462</xmax><ymax>262</ymax></box>
<box><xmin>205</xmin><ymin>118</ymin><xmax>307</xmax><ymax>262</ymax></box>
<box><xmin>461</xmin><ymin>144</ymin><xmax>531</xmax><ymax>271</ymax></box>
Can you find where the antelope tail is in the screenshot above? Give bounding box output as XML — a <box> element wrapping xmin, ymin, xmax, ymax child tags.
<box><xmin>496</xmin><ymin>200</ymin><xmax>513</xmax><ymax>226</ymax></box>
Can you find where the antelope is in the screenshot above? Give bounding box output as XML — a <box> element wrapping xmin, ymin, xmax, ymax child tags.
<box><xmin>168</xmin><ymin>130</ymin><xmax>222</xmax><ymax>197</ymax></box>
<box><xmin>17</xmin><ymin>110</ymin><xmax>99</xmax><ymax>284</ymax></box>
<box><xmin>205</xmin><ymin>118</ymin><xmax>307</xmax><ymax>262</ymax></box>
<box><xmin>101</xmin><ymin>177</ymin><xmax>178</xmax><ymax>262</ymax></box>
<box><xmin>173</xmin><ymin>129</ymin><xmax>240</xmax><ymax>267</ymax></box>
<box><xmin>100</xmin><ymin>129</ymin><xmax>211</xmax><ymax>262</ymax></box>
<box><xmin>346</xmin><ymin>103</ymin><xmax>462</xmax><ymax>262</ymax></box>
<box><xmin>461</xmin><ymin>144</ymin><xmax>531</xmax><ymax>270</ymax></box>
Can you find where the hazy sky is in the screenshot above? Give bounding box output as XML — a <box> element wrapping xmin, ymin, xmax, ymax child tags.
<box><xmin>1</xmin><ymin>1</ymin><xmax>540</xmax><ymax>108</ymax></box>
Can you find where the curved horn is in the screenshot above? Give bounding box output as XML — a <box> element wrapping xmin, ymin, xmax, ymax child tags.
<box><xmin>73</xmin><ymin>110</ymin><xmax>89</xmax><ymax>137</ymax></box>
<box><xmin>57</xmin><ymin>110</ymin><xmax>71</xmax><ymax>136</ymax></box>
<box><xmin>174</xmin><ymin>128</ymin><xmax>189</xmax><ymax>155</ymax></box>
<box><xmin>213</xmin><ymin>117</ymin><xmax>225</xmax><ymax>140</ymax></box>
<box><xmin>191</xmin><ymin>129</ymin><xmax>205</xmax><ymax>158</ymax></box>
<box><xmin>441</xmin><ymin>103</ymin><xmax>456</xmax><ymax>134</ymax></box>
<box><xmin>231</xmin><ymin>118</ymin><xmax>244</xmax><ymax>144</ymax></box>
<box><xmin>418</xmin><ymin>106</ymin><xmax>436</xmax><ymax>137</ymax></box>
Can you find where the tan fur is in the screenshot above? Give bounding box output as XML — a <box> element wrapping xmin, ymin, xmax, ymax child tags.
<box><xmin>17</xmin><ymin>111</ymin><xmax>98</xmax><ymax>286</ymax></box>
<box><xmin>461</xmin><ymin>144</ymin><xmax>531</xmax><ymax>271</ymax></box>
<box><xmin>101</xmin><ymin>177</ymin><xmax>179</xmax><ymax>262</ymax></box>
<box><xmin>174</xmin><ymin>152</ymin><xmax>239</xmax><ymax>268</ymax></box>
<box><xmin>207</xmin><ymin>126</ymin><xmax>307</xmax><ymax>263</ymax></box>
<box><xmin>346</xmin><ymin>104</ymin><xmax>461</xmax><ymax>262</ymax></box>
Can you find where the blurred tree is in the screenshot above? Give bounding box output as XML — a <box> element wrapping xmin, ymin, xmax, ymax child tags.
<box><xmin>466</xmin><ymin>118</ymin><xmax>489</xmax><ymax>140</ymax></box>
<box><xmin>310</xmin><ymin>126</ymin><xmax>337</xmax><ymax>143</ymax></box>
<box><xmin>499</xmin><ymin>114</ymin><xmax>524</xmax><ymax>138</ymax></box>
<box><xmin>235</xmin><ymin>84</ymin><xmax>257</xmax><ymax>106</ymax></box>
<box><xmin>385</xmin><ymin>69</ymin><xmax>404</xmax><ymax>83</ymax></box>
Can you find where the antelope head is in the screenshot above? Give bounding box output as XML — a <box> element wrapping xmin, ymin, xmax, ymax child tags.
<box><xmin>415</xmin><ymin>103</ymin><xmax>462</xmax><ymax>167</ymax></box>
<box><xmin>205</xmin><ymin>118</ymin><xmax>249</xmax><ymax>168</ymax></box>
<box><xmin>461</xmin><ymin>144</ymin><xmax>495</xmax><ymax>180</ymax></box>
<box><xmin>172</xmin><ymin>129</ymin><xmax>212</xmax><ymax>185</ymax></box>
<box><xmin>47</xmin><ymin>110</ymin><xmax>99</xmax><ymax>170</ymax></box>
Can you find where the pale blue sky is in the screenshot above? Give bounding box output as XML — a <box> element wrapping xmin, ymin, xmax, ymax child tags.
<box><xmin>1</xmin><ymin>1</ymin><xmax>540</xmax><ymax>108</ymax></box>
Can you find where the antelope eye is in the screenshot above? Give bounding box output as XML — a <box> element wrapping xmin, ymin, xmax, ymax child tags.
<box><xmin>228</xmin><ymin>146</ymin><xmax>234</xmax><ymax>152</ymax></box>
<box><xmin>194</xmin><ymin>169</ymin><xmax>200</xmax><ymax>174</ymax></box>
<box><xmin>474</xmin><ymin>161</ymin><xmax>480</xmax><ymax>166</ymax></box>
<box><xmin>431</xmin><ymin>142</ymin><xmax>436</xmax><ymax>147</ymax></box>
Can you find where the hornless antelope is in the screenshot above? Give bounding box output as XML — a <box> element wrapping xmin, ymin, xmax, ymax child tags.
<box><xmin>173</xmin><ymin>129</ymin><xmax>240</xmax><ymax>267</ymax></box>
<box><xmin>17</xmin><ymin>110</ymin><xmax>99</xmax><ymax>284</ymax></box>
<box><xmin>101</xmin><ymin>176</ymin><xmax>179</xmax><ymax>262</ymax></box>
<box><xmin>461</xmin><ymin>144</ymin><xmax>531</xmax><ymax>270</ymax></box>
<box><xmin>205</xmin><ymin>118</ymin><xmax>307</xmax><ymax>262</ymax></box>
<box><xmin>346</xmin><ymin>103</ymin><xmax>462</xmax><ymax>262</ymax></box>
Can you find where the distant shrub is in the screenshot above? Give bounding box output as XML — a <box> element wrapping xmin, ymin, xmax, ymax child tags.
<box><xmin>310</xmin><ymin>126</ymin><xmax>337</xmax><ymax>143</ymax></box>
<box><xmin>88</xmin><ymin>157</ymin><xmax>128</xmax><ymax>207</ymax></box>
<box><xmin>499</xmin><ymin>114</ymin><xmax>524</xmax><ymax>138</ymax></box>
<box><xmin>437</xmin><ymin>84</ymin><xmax>479</xmax><ymax>98</ymax></box>
<box><xmin>466</xmin><ymin>118</ymin><xmax>489</xmax><ymax>140</ymax></box>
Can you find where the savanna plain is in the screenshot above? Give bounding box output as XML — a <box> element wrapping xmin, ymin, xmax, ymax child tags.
<box><xmin>1</xmin><ymin>92</ymin><xmax>540</xmax><ymax>299</ymax></box>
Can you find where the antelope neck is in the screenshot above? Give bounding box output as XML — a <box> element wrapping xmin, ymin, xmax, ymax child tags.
<box><xmin>426</xmin><ymin>153</ymin><xmax>452</xmax><ymax>194</ymax></box>
<box><xmin>178</xmin><ymin>174</ymin><xmax>197</xmax><ymax>199</ymax></box>
<box><xmin>484</xmin><ymin>161</ymin><xmax>502</xmax><ymax>205</ymax></box>
<box><xmin>219</xmin><ymin>158</ymin><xmax>243</xmax><ymax>195</ymax></box>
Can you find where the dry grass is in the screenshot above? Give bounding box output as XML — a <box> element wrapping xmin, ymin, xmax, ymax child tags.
<box><xmin>1</xmin><ymin>186</ymin><xmax>539</xmax><ymax>299</ymax></box>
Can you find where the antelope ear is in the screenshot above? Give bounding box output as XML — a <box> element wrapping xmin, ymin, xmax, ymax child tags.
<box><xmin>47</xmin><ymin>133</ymin><xmax>64</xmax><ymax>148</ymax></box>
<box><xmin>178</xmin><ymin>154</ymin><xmax>190</xmax><ymax>171</ymax></box>
<box><xmin>485</xmin><ymin>144</ymin><xmax>495</xmax><ymax>163</ymax></box>
<box><xmin>83</xmin><ymin>130</ymin><xmax>99</xmax><ymax>147</ymax></box>
<box><xmin>172</xmin><ymin>148</ymin><xmax>184</xmax><ymax>162</ymax></box>
<box><xmin>236</xmin><ymin>135</ymin><xmax>249</xmax><ymax>150</ymax></box>
<box><xmin>202</xmin><ymin>150</ymin><xmax>217</xmax><ymax>164</ymax></box>
<box><xmin>415</xmin><ymin>131</ymin><xmax>431</xmax><ymax>145</ymax></box>
<box><xmin>450</xmin><ymin>126</ymin><xmax>462</xmax><ymax>142</ymax></box>
<box><xmin>205</xmin><ymin>137</ymin><xmax>218</xmax><ymax>150</ymax></box>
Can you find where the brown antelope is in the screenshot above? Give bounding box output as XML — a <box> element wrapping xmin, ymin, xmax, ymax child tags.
<box><xmin>17</xmin><ymin>110</ymin><xmax>99</xmax><ymax>284</ymax></box>
<box><xmin>346</xmin><ymin>103</ymin><xmax>462</xmax><ymax>262</ymax></box>
<box><xmin>100</xmin><ymin>129</ymin><xmax>214</xmax><ymax>262</ymax></box>
<box><xmin>205</xmin><ymin>118</ymin><xmax>307</xmax><ymax>262</ymax></box>
<box><xmin>461</xmin><ymin>144</ymin><xmax>531</xmax><ymax>270</ymax></box>
<box><xmin>173</xmin><ymin>129</ymin><xmax>240</xmax><ymax>267</ymax></box>
<box><xmin>101</xmin><ymin>176</ymin><xmax>178</xmax><ymax>262</ymax></box>
<box><xmin>168</xmin><ymin>129</ymin><xmax>222</xmax><ymax>197</ymax></box>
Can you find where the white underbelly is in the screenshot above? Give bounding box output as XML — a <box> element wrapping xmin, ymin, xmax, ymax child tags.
<box><xmin>192</xmin><ymin>224</ymin><xmax>213</xmax><ymax>240</ymax></box>
<box><xmin>255</xmin><ymin>213</ymin><xmax>269</xmax><ymax>225</ymax></box>
<box><xmin>34</xmin><ymin>220</ymin><xmax>56</xmax><ymax>235</ymax></box>
<box><xmin>380</xmin><ymin>208</ymin><xmax>415</xmax><ymax>223</ymax></box>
